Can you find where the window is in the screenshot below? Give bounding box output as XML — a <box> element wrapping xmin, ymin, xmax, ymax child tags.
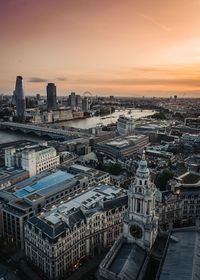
<box><xmin>137</xmin><ymin>199</ymin><xmax>141</xmax><ymax>213</ymax></box>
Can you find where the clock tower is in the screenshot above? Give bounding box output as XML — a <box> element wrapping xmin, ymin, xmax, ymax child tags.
<box><xmin>123</xmin><ymin>151</ymin><xmax>158</xmax><ymax>250</ymax></box>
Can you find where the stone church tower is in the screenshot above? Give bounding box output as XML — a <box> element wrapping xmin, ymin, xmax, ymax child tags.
<box><xmin>123</xmin><ymin>151</ymin><xmax>158</xmax><ymax>250</ymax></box>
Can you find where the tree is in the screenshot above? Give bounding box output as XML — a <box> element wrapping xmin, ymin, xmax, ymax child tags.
<box><xmin>154</xmin><ymin>169</ymin><xmax>174</xmax><ymax>191</ymax></box>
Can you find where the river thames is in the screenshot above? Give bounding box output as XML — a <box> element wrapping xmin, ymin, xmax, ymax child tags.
<box><xmin>0</xmin><ymin>109</ymin><xmax>154</xmax><ymax>144</ymax></box>
<box><xmin>54</xmin><ymin>109</ymin><xmax>154</xmax><ymax>129</ymax></box>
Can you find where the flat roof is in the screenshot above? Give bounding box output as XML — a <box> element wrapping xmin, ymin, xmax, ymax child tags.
<box><xmin>107</xmin><ymin>140</ymin><xmax>129</xmax><ymax>148</ymax></box>
<box><xmin>44</xmin><ymin>184</ymin><xmax>121</xmax><ymax>225</ymax></box>
<box><xmin>106</xmin><ymin>135</ymin><xmax>147</xmax><ymax>148</ymax></box>
<box><xmin>0</xmin><ymin>168</ymin><xmax>26</xmax><ymax>178</ymax></box>
<box><xmin>159</xmin><ymin>229</ymin><xmax>200</xmax><ymax>280</ymax></box>
<box><xmin>13</xmin><ymin>170</ymin><xmax>74</xmax><ymax>198</ymax></box>
<box><xmin>108</xmin><ymin>241</ymin><xmax>146</xmax><ymax>278</ymax></box>
<box><xmin>70</xmin><ymin>164</ymin><xmax>91</xmax><ymax>172</ymax></box>
<box><xmin>178</xmin><ymin>172</ymin><xmax>200</xmax><ymax>184</ymax></box>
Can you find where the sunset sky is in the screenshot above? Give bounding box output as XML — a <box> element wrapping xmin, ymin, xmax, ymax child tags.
<box><xmin>1</xmin><ymin>0</ymin><xmax>200</xmax><ymax>97</ymax></box>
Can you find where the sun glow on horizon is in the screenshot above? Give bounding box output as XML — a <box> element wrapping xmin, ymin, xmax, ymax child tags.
<box><xmin>1</xmin><ymin>0</ymin><xmax>200</xmax><ymax>97</ymax></box>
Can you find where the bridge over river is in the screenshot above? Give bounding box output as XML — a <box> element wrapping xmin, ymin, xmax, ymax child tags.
<box><xmin>0</xmin><ymin>122</ymin><xmax>91</xmax><ymax>138</ymax></box>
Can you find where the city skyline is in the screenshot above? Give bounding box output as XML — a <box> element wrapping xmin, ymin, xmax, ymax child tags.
<box><xmin>1</xmin><ymin>0</ymin><xmax>200</xmax><ymax>97</ymax></box>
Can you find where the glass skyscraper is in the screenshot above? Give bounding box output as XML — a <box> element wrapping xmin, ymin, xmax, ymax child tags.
<box><xmin>14</xmin><ymin>76</ymin><xmax>25</xmax><ymax>119</ymax></box>
<box><xmin>47</xmin><ymin>83</ymin><xmax>57</xmax><ymax>110</ymax></box>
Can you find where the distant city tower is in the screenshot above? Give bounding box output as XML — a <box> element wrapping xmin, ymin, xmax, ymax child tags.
<box><xmin>68</xmin><ymin>92</ymin><xmax>76</xmax><ymax>107</ymax></box>
<box><xmin>47</xmin><ymin>83</ymin><xmax>57</xmax><ymax>110</ymax></box>
<box><xmin>14</xmin><ymin>76</ymin><xmax>25</xmax><ymax>119</ymax></box>
<box><xmin>82</xmin><ymin>97</ymin><xmax>90</xmax><ymax>112</ymax></box>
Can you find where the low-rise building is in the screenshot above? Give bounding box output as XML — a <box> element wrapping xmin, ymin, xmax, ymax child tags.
<box><xmin>180</xmin><ymin>133</ymin><xmax>200</xmax><ymax>145</ymax></box>
<box><xmin>0</xmin><ymin>167</ymin><xmax>110</xmax><ymax>248</ymax></box>
<box><xmin>67</xmin><ymin>164</ymin><xmax>111</xmax><ymax>184</ymax></box>
<box><xmin>42</xmin><ymin>109</ymin><xmax>73</xmax><ymax>123</ymax></box>
<box><xmin>53</xmin><ymin>138</ymin><xmax>91</xmax><ymax>155</ymax></box>
<box><xmin>0</xmin><ymin>168</ymin><xmax>29</xmax><ymax>190</ymax></box>
<box><xmin>159</xmin><ymin>171</ymin><xmax>200</xmax><ymax>227</ymax></box>
<box><xmin>117</xmin><ymin>115</ymin><xmax>135</xmax><ymax>135</ymax></box>
<box><xmin>145</xmin><ymin>147</ymin><xmax>175</xmax><ymax>161</ymax></box>
<box><xmin>95</xmin><ymin>135</ymin><xmax>149</xmax><ymax>159</ymax></box>
<box><xmin>72</xmin><ymin>110</ymin><xmax>84</xmax><ymax>119</ymax></box>
<box><xmin>24</xmin><ymin>184</ymin><xmax>127</xmax><ymax>279</ymax></box>
<box><xmin>5</xmin><ymin>144</ymin><xmax>60</xmax><ymax>177</ymax></box>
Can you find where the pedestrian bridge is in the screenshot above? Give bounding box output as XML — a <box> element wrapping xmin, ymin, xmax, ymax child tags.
<box><xmin>0</xmin><ymin>122</ymin><xmax>90</xmax><ymax>138</ymax></box>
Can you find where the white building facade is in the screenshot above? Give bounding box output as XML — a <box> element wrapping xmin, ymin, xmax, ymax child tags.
<box><xmin>117</xmin><ymin>115</ymin><xmax>135</xmax><ymax>135</ymax></box>
<box><xmin>24</xmin><ymin>185</ymin><xmax>127</xmax><ymax>279</ymax></box>
<box><xmin>5</xmin><ymin>145</ymin><xmax>60</xmax><ymax>177</ymax></box>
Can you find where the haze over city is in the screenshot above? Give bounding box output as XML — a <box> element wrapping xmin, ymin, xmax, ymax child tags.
<box><xmin>1</xmin><ymin>0</ymin><xmax>200</xmax><ymax>97</ymax></box>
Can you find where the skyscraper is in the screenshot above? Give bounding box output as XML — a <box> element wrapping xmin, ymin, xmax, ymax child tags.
<box><xmin>68</xmin><ymin>92</ymin><xmax>76</xmax><ymax>107</ymax></box>
<box><xmin>75</xmin><ymin>94</ymin><xmax>82</xmax><ymax>108</ymax></box>
<box><xmin>14</xmin><ymin>76</ymin><xmax>25</xmax><ymax>119</ymax></box>
<box><xmin>47</xmin><ymin>83</ymin><xmax>57</xmax><ymax>110</ymax></box>
<box><xmin>82</xmin><ymin>97</ymin><xmax>90</xmax><ymax>112</ymax></box>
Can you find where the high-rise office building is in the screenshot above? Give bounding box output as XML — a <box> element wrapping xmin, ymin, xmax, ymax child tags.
<box><xmin>47</xmin><ymin>83</ymin><xmax>57</xmax><ymax>110</ymax></box>
<box><xmin>76</xmin><ymin>94</ymin><xmax>82</xmax><ymax>108</ymax></box>
<box><xmin>14</xmin><ymin>76</ymin><xmax>25</xmax><ymax>118</ymax></box>
<box><xmin>82</xmin><ymin>96</ymin><xmax>90</xmax><ymax>112</ymax></box>
<box><xmin>68</xmin><ymin>92</ymin><xmax>76</xmax><ymax>107</ymax></box>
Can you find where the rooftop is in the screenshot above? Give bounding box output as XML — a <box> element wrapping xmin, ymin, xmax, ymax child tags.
<box><xmin>159</xmin><ymin>228</ymin><xmax>200</xmax><ymax>280</ymax></box>
<box><xmin>27</xmin><ymin>184</ymin><xmax>126</xmax><ymax>241</ymax></box>
<box><xmin>69</xmin><ymin>164</ymin><xmax>91</xmax><ymax>173</ymax></box>
<box><xmin>0</xmin><ymin>168</ymin><xmax>28</xmax><ymax>185</ymax></box>
<box><xmin>107</xmin><ymin>139</ymin><xmax>129</xmax><ymax>148</ymax></box>
<box><xmin>105</xmin><ymin>135</ymin><xmax>147</xmax><ymax>148</ymax></box>
<box><xmin>178</xmin><ymin>171</ymin><xmax>200</xmax><ymax>185</ymax></box>
<box><xmin>44</xmin><ymin>184</ymin><xmax>123</xmax><ymax>225</ymax></box>
<box><xmin>7</xmin><ymin>170</ymin><xmax>74</xmax><ymax>199</ymax></box>
<box><xmin>109</xmin><ymin>242</ymin><xmax>146</xmax><ymax>279</ymax></box>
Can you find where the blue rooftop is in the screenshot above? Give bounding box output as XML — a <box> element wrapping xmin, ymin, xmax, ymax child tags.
<box><xmin>14</xmin><ymin>170</ymin><xmax>74</xmax><ymax>198</ymax></box>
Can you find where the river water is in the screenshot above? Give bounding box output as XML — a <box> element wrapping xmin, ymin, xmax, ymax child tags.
<box><xmin>0</xmin><ymin>109</ymin><xmax>154</xmax><ymax>144</ymax></box>
<box><xmin>55</xmin><ymin>109</ymin><xmax>154</xmax><ymax>129</ymax></box>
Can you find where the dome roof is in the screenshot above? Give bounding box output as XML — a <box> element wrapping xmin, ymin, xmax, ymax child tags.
<box><xmin>136</xmin><ymin>159</ymin><xmax>150</xmax><ymax>178</ymax></box>
<box><xmin>136</xmin><ymin>151</ymin><xmax>150</xmax><ymax>178</ymax></box>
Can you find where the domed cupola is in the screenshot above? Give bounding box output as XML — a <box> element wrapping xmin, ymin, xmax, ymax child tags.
<box><xmin>136</xmin><ymin>151</ymin><xmax>150</xmax><ymax>179</ymax></box>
